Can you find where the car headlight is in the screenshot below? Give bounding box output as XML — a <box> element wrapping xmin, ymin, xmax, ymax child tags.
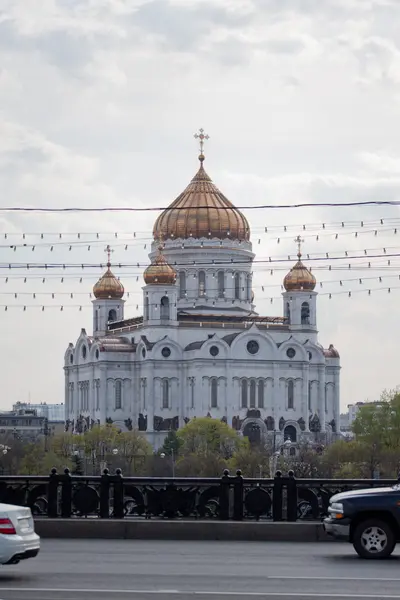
<box><xmin>328</xmin><ymin>502</ymin><xmax>344</xmax><ymax>519</ymax></box>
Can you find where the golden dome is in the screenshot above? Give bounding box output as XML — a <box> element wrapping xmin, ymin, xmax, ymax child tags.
<box><xmin>144</xmin><ymin>246</ymin><xmax>177</xmax><ymax>285</ymax></box>
<box><xmin>283</xmin><ymin>255</ymin><xmax>316</xmax><ymax>292</ymax></box>
<box><xmin>153</xmin><ymin>156</ymin><xmax>250</xmax><ymax>241</ymax></box>
<box><xmin>93</xmin><ymin>265</ymin><xmax>124</xmax><ymax>299</ymax></box>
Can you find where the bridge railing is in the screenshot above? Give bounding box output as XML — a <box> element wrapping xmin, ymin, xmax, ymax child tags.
<box><xmin>0</xmin><ymin>468</ymin><xmax>397</xmax><ymax>521</ymax></box>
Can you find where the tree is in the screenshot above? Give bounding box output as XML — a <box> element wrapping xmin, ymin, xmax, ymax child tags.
<box><xmin>229</xmin><ymin>440</ymin><xmax>270</xmax><ymax>477</ymax></box>
<box><xmin>160</xmin><ymin>430</ymin><xmax>182</xmax><ymax>456</ymax></box>
<box><xmin>71</xmin><ymin>454</ymin><xmax>84</xmax><ymax>475</ymax></box>
<box><xmin>19</xmin><ymin>442</ymin><xmax>72</xmax><ymax>475</ymax></box>
<box><xmin>115</xmin><ymin>430</ymin><xmax>153</xmax><ymax>475</ymax></box>
<box><xmin>351</xmin><ymin>389</ymin><xmax>400</xmax><ymax>477</ymax></box>
<box><xmin>177</xmin><ymin>418</ymin><xmax>242</xmax><ymax>458</ymax></box>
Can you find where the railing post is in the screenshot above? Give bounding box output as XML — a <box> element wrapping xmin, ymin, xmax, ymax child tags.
<box><xmin>61</xmin><ymin>468</ymin><xmax>72</xmax><ymax>518</ymax></box>
<box><xmin>286</xmin><ymin>470</ymin><xmax>297</xmax><ymax>522</ymax></box>
<box><xmin>272</xmin><ymin>470</ymin><xmax>283</xmax><ymax>522</ymax></box>
<box><xmin>113</xmin><ymin>469</ymin><xmax>124</xmax><ymax>519</ymax></box>
<box><xmin>48</xmin><ymin>468</ymin><xmax>58</xmax><ymax>518</ymax></box>
<box><xmin>233</xmin><ymin>469</ymin><xmax>244</xmax><ymax>521</ymax></box>
<box><xmin>100</xmin><ymin>468</ymin><xmax>110</xmax><ymax>518</ymax></box>
<box><xmin>219</xmin><ymin>469</ymin><xmax>230</xmax><ymax>520</ymax></box>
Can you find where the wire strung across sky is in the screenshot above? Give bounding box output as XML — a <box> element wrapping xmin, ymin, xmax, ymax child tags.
<box><xmin>2</xmin><ymin>200</ymin><xmax>400</xmax><ymax>212</ymax></box>
<box><xmin>1</xmin><ymin>284</ymin><xmax>400</xmax><ymax>312</ymax></box>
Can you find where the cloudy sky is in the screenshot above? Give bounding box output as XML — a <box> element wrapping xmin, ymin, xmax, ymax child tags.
<box><xmin>1</xmin><ymin>0</ymin><xmax>400</xmax><ymax>413</ymax></box>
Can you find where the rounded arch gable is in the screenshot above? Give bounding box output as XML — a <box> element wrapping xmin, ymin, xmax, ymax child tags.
<box><xmin>152</xmin><ymin>337</ymin><xmax>183</xmax><ymax>360</ymax></box>
<box><xmin>303</xmin><ymin>341</ymin><xmax>325</xmax><ymax>363</ymax></box>
<box><xmin>201</xmin><ymin>337</ymin><xmax>230</xmax><ymax>359</ymax></box>
<box><xmin>230</xmin><ymin>328</ymin><xmax>277</xmax><ymax>359</ymax></box>
<box><xmin>278</xmin><ymin>339</ymin><xmax>308</xmax><ymax>361</ymax></box>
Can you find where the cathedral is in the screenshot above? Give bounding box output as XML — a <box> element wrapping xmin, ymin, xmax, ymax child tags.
<box><xmin>64</xmin><ymin>136</ymin><xmax>341</xmax><ymax>449</ymax></box>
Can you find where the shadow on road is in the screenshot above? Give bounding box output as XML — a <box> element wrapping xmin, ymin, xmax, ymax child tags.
<box><xmin>327</xmin><ymin>553</ymin><xmax>400</xmax><ymax>562</ymax></box>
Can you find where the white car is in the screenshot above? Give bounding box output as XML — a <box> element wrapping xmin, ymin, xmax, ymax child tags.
<box><xmin>0</xmin><ymin>503</ymin><xmax>40</xmax><ymax>565</ymax></box>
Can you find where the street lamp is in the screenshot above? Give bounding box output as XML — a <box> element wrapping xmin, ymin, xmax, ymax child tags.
<box><xmin>269</xmin><ymin>437</ymin><xmax>292</xmax><ymax>477</ymax></box>
<box><xmin>160</xmin><ymin>450</ymin><xmax>175</xmax><ymax>478</ymax></box>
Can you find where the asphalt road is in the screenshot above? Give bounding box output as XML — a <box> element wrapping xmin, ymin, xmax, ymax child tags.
<box><xmin>0</xmin><ymin>539</ymin><xmax>399</xmax><ymax>600</ymax></box>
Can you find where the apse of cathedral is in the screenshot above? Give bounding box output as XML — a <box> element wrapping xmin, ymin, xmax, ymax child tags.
<box><xmin>64</xmin><ymin>131</ymin><xmax>340</xmax><ymax>449</ymax></box>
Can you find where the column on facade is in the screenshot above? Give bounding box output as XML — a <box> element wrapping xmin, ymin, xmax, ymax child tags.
<box><xmin>99</xmin><ymin>368</ymin><xmax>107</xmax><ymax>423</ymax></box>
<box><xmin>272</xmin><ymin>363</ymin><xmax>279</xmax><ymax>427</ymax></box>
<box><xmin>333</xmin><ymin>368</ymin><xmax>340</xmax><ymax>433</ymax></box>
<box><xmin>147</xmin><ymin>375</ymin><xmax>155</xmax><ymax>432</ymax></box>
<box><xmin>302</xmin><ymin>365</ymin><xmax>310</xmax><ymax>432</ymax></box>
<box><xmin>318</xmin><ymin>366</ymin><xmax>326</xmax><ymax>431</ymax></box>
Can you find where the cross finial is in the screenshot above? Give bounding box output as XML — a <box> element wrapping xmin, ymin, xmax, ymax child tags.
<box><xmin>194</xmin><ymin>128</ymin><xmax>209</xmax><ymax>161</ymax></box>
<box><xmin>104</xmin><ymin>244</ymin><xmax>113</xmax><ymax>267</ymax></box>
<box><xmin>294</xmin><ymin>235</ymin><xmax>304</xmax><ymax>259</ymax></box>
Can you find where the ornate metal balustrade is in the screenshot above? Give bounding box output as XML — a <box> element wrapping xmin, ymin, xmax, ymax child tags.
<box><xmin>0</xmin><ymin>469</ymin><xmax>397</xmax><ymax>521</ymax></box>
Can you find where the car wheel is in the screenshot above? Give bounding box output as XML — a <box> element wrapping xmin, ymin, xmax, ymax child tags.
<box><xmin>353</xmin><ymin>519</ymin><xmax>396</xmax><ymax>559</ymax></box>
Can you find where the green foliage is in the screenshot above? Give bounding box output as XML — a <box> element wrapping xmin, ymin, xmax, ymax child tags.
<box><xmin>71</xmin><ymin>454</ymin><xmax>84</xmax><ymax>476</ymax></box>
<box><xmin>177</xmin><ymin>417</ymin><xmax>242</xmax><ymax>458</ymax></box>
<box><xmin>228</xmin><ymin>440</ymin><xmax>270</xmax><ymax>477</ymax></box>
<box><xmin>161</xmin><ymin>430</ymin><xmax>182</xmax><ymax>456</ymax></box>
<box><xmin>19</xmin><ymin>443</ymin><xmax>72</xmax><ymax>475</ymax></box>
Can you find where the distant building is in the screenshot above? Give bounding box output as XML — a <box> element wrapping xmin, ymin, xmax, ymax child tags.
<box><xmin>340</xmin><ymin>400</ymin><xmax>385</xmax><ymax>436</ymax></box>
<box><xmin>13</xmin><ymin>402</ymin><xmax>64</xmax><ymax>423</ymax></box>
<box><xmin>0</xmin><ymin>408</ymin><xmax>47</xmax><ymax>443</ymax></box>
<box><xmin>12</xmin><ymin>402</ymin><xmax>65</xmax><ymax>438</ymax></box>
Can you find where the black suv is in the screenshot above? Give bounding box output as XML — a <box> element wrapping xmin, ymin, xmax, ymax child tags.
<box><xmin>324</xmin><ymin>484</ymin><xmax>400</xmax><ymax>558</ymax></box>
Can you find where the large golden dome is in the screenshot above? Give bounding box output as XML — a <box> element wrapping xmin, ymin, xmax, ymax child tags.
<box><xmin>283</xmin><ymin>256</ymin><xmax>316</xmax><ymax>292</ymax></box>
<box><xmin>153</xmin><ymin>155</ymin><xmax>250</xmax><ymax>241</ymax></box>
<box><xmin>144</xmin><ymin>246</ymin><xmax>177</xmax><ymax>285</ymax></box>
<box><xmin>93</xmin><ymin>265</ymin><xmax>124</xmax><ymax>299</ymax></box>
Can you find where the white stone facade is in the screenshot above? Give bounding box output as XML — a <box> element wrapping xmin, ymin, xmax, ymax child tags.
<box><xmin>63</xmin><ymin>161</ymin><xmax>341</xmax><ymax>450</ymax></box>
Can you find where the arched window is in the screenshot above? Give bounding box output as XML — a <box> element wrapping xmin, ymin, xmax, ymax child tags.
<box><xmin>250</xmin><ymin>380</ymin><xmax>256</xmax><ymax>408</ymax></box>
<box><xmin>241</xmin><ymin>380</ymin><xmax>248</xmax><ymax>408</ymax></box>
<box><xmin>285</xmin><ymin>302</ymin><xmax>291</xmax><ymax>324</ymax></box>
<box><xmin>160</xmin><ymin>296</ymin><xmax>170</xmax><ymax>320</ymax></box>
<box><xmin>115</xmin><ymin>380</ymin><xmax>122</xmax><ymax>410</ymax></box>
<box><xmin>218</xmin><ymin>271</ymin><xmax>225</xmax><ymax>298</ymax></box>
<box><xmin>144</xmin><ymin>297</ymin><xmax>149</xmax><ymax>321</ymax></box>
<box><xmin>325</xmin><ymin>384</ymin><xmax>328</xmax><ymax>413</ymax></box>
<box><xmin>247</xmin><ymin>276</ymin><xmax>251</xmax><ymax>301</ymax></box>
<box><xmin>287</xmin><ymin>380</ymin><xmax>294</xmax><ymax>409</ymax></box>
<box><xmin>284</xmin><ymin>424</ymin><xmax>297</xmax><ymax>443</ymax></box>
<box><xmin>198</xmin><ymin>271</ymin><xmax>206</xmax><ymax>297</ymax></box>
<box><xmin>211</xmin><ymin>379</ymin><xmax>218</xmax><ymax>408</ymax></box>
<box><xmin>179</xmin><ymin>272</ymin><xmax>186</xmax><ymax>299</ymax></box>
<box><xmin>234</xmin><ymin>273</ymin><xmax>240</xmax><ymax>299</ymax></box>
<box><xmin>308</xmin><ymin>381</ymin><xmax>312</xmax><ymax>411</ymax></box>
<box><xmin>289</xmin><ymin>446</ymin><xmax>296</xmax><ymax>457</ymax></box>
<box><xmin>94</xmin><ymin>310</ymin><xmax>99</xmax><ymax>331</ymax></box>
<box><xmin>301</xmin><ymin>302</ymin><xmax>310</xmax><ymax>325</ymax></box>
<box><xmin>108</xmin><ymin>309</ymin><xmax>117</xmax><ymax>322</ymax></box>
<box><xmin>258</xmin><ymin>380</ymin><xmax>264</xmax><ymax>409</ymax></box>
<box><xmin>162</xmin><ymin>379</ymin><xmax>169</xmax><ymax>409</ymax></box>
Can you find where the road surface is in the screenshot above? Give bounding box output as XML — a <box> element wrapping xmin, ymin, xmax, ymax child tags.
<box><xmin>0</xmin><ymin>539</ymin><xmax>399</xmax><ymax>599</ymax></box>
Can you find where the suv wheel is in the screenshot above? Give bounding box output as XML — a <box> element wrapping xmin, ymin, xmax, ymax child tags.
<box><xmin>353</xmin><ymin>519</ymin><xmax>396</xmax><ymax>559</ymax></box>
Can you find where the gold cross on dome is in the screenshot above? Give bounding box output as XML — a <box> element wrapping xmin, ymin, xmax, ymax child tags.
<box><xmin>294</xmin><ymin>235</ymin><xmax>304</xmax><ymax>258</ymax></box>
<box><xmin>104</xmin><ymin>244</ymin><xmax>114</xmax><ymax>265</ymax></box>
<box><xmin>194</xmin><ymin>128</ymin><xmax>210</xmax><ymax>155</ymax></box>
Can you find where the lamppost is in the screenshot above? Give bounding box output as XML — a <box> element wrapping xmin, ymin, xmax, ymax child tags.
<box><xmin>0</xmin><ymin>445</ymin><xmax>10</xmax><ymax>476</ymax></box>
<box><xmin>160</xmin><ymin>449</ymin><xmax>175</xmax><ymax>478</ymax></box>
<box><xmin>269</xmin><ymin>437</ymin><xmax>292</xmax><ymax>477</ymax></box>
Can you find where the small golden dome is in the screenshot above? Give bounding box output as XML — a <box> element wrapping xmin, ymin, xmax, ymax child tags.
<box><xmin>144</xmin><ymin>246</ymin><xmax>177</xmax><ymax>285</ymax></box>
<box><xmin>283</xmin><ymin>255</ymin><xmax>316</xmax><ymax>292</ymax></box>
<box><xmin>153</xmin><ymin>156</ymin><xmax>250</xmax><ymax>241</ymax></box>
<box><xmin>93</xmin><ymin>265</ymin><xmax>124</xmax><ymax>299</ymax></box>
